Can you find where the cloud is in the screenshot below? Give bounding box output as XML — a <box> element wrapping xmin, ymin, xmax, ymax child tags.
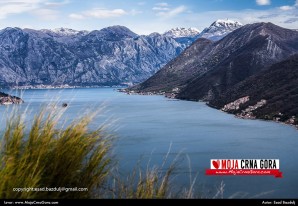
<box><xmin>0</xmin><ymin>0</ymin><xmax>41</xmax><ymax>19</ymax></box>
<box><xmin>83</xmin><ymin>8</ymin><xmax>127</xmax><ymax>18</ymax></box>
<box><xmin>258</xmin><ymin>13</ymin><xmax>279</xmax><ymax>19</ymax></box>
<box><xmin>256</xmin><ymin>0</ymin><xmax>271</xmax><ymax>6</ymax></box>
<box><xmin>152</xmin><ymin>2</ymin><xmax>187</xmax><ymax>18</ymax></box>
<box><xmin>44</xmin><ymin>0</ymin><xmax>70</xmax><ymax>8</ymax></box>
<box><xmin>155</xmin><ymin>3</ymin><xmax>169</xmax><ymax>7</ymax></box>
<box><xmin>152</xmin><ymin>7</ymin><xmax>170</xmax><ymax>11</ymax></box>
<box><xmin>0</xmin><ymin>0</ymin><xmax>67</xmax><ymax>20</ymax></box>
<box><xmin>156</xmin><ymin>6</ymin><xmax>187</xmax><ymax>18</ymax></box>
<box><xmin>153</xmin><ymin>2</ymin><xmax>171</xmax><ymax>12</ymax></box>
<box><xmin>69</xmin><ymin>8</ymin><xmax>142</xmax><ymax>20</ymax></box>
<box><xmin>279</xmin><ymin>5</ymin><xmax>294</xmax><ymax>11</ymax></box>
<box><xmin>284</xmin><ymin>17</ymin><xmax>298</xmax><ymax>23</ymax></box>
<box><xmin>279</xmin><ymin>0</ymin><xmax>298</xmax><ymax>11</ymax></box>
<box><xmin>0</xmin><ymin>0</ymin><xmax>41</xmax><ymax>4</ymax></box>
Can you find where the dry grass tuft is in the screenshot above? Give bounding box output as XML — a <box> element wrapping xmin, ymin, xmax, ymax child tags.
<box><xmin>0</xmin><ymin>108</ymin><xmax>112</xmax><ymax>199</ymax></box>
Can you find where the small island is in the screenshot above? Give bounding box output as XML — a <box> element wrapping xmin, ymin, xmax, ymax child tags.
<box><xmin>0</xmin><ymin>92</ymin><xmax>24</xmax><ymax>105</ymax></box>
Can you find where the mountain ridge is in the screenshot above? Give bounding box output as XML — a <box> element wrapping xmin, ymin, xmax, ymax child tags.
<box><xmin>198</xmin><ymin>19</ymin><xmax>243</xmax><ymax>41</ymax></box>
<box><xmin>177</xmin><ymin>22</ymin><xmax>298</xmax><ymax>101</ymax></box>
<box><xmin>133</xmin><ymin>22</ymin><xmax>298</xmax><ymax>98</ymax></box>
<box><xmin>163</xmin><ymin>27</ymin><xmax>200</xmax><ymax>38</ymax></box>
<box><xmin>130</xmin><ymin>22</ymin><xmax>298</xmax><ymax>127</ymax></box>
<box><xmin>0</xmin><ymin>20</ymin><xmax>246</xmax><ymax>88</ymax></box>
<box><xmin>0</xmin><ymin>25</ymin><xmax>185</xmax><ymax>88</ymax></box>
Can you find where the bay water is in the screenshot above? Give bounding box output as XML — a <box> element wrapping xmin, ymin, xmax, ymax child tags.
<box><xmin>0</xmin><ymin>88</ymin><xmax>297</xmax><ymax>198</ymax></box>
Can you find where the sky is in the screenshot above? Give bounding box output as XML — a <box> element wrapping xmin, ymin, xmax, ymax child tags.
<box><xmin>0</xmin><ymin>0</ymin><xmax>297</xmax><ymax>34</ymax></box>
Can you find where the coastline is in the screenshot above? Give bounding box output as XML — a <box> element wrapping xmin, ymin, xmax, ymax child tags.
<box><xmin>120</xmin><ymin>88</ymin><xmax>298</xmax><ymax>130</ymax></box>
<box><xmin>0</xmin><ymin>92</ymin><xmax>24</xmax><ymax>105</ymax></box>
<box><xmin>10</xmin><ymin>84</ymin><xmax>127</xmax><ymax>90</ymax></box>
<box><xmin>226</xmin><ymin>109</ymin><xmax>298</xmax><ymax>130</ymax></box>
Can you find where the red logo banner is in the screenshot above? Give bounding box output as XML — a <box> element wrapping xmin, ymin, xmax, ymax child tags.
<box><xmin>206</xmin><ymin>169</ymin><xmax>283</xmax><ymax>178</ymax></box>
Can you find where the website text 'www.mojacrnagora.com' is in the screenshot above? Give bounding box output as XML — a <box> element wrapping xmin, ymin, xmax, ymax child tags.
<box><xmin>3</xmin><ymin>200</ymin><xmax>59</xmax><ymax>205</ymax></box>
<box><xmin>13</xmin><ymin>187</ymin><xmax>88</xmax><ymax>193</ymax></box>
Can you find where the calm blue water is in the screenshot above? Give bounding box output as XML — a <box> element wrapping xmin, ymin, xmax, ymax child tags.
<box><xmin>0</xmin><ymin>88</ymin><xmax>297</xmax><ymax>198</ymax></box>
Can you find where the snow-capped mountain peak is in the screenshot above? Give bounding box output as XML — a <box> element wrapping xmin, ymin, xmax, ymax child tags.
<box><xmin>53</xmin><ymin>28</ymin><xmax>82</xmax><ymax>35</ymax></box>
<box><xmin>164</xmin><ymin>27</ymin><xmax>200</xmax><ymax>38</ymax></box>
<box><xmin>210</xmin><ymin>19</ymin><xmax>243</xmax><ymax>28</ymax></box>
<box><xmin>198</xmin><ymin>19</ymin><xmax>243</xmax><ymax>41</ymax></box>
<box><xmin>41</xmin><ymin>28</ymin><xmax>89</xmax><ymax>36</ymax></box>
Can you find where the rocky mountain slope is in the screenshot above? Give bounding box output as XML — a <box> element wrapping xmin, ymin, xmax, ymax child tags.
<box><xmin>0</xmin><ymin>20</ymin><xmax>244</xmax><ymax>88</ymax></box>
<box><xmin>177</xmin><ymin>22</ymin><xmax>298</xmax><ymax>101</ymax></box>
<box><xmin>0</xmin><ymin>26</ymin><xmax>184</xmax><ymax>88</ymax></box>
<box><xmin>132</xmin><ymin>22</ymin><xmax>298</xmax><ymax>126</ymax></box>
<box><xmin>134</xmin><ymin>23</ymin><xmax>298</xmax><ymax>100</ymax></box>
<box><xmin>163</xmin><ymin>27</ymin><xmax>200</xmax><ymax>45</ymax></box>
<box><xmin>209</xmin><ymin>54</ymin><xmax>298</xmax><ymax>126</ymax></box>
<box><xmin>132</xmin><ymin>38</ymin><xmax>213</xmax><ymax>92</ymax></box>
<box><xmin>164</xmin><ymin>27</ymin><xmax>200</xmax><ymax>38</ymax></box>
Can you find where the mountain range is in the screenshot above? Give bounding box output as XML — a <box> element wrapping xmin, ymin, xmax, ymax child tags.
<box><xmin>163</xmin><ymin>19</ymin><xmax>242</xmax><ymax>45</ymax></box>
<box><xmin>0</xmin><ymin>26</ymin><xmax>183</xmax><ymax>88</ymax></box>
<box><xmin>0</xmin><ymin>19</ymin><xmax>242</xmax><ymax>88</ymax></box>
<box><xmin>132</xmin><ymin>22</ymin><xmax>298</xmax><ymax>126</ymax></box>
